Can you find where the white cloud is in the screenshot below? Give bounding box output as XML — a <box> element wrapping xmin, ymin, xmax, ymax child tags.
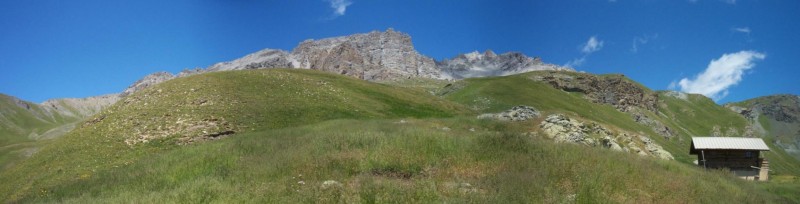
<box><xmin>327</xmin><ymin>0</ymin><xmax>353</xmax><ymax>17</ymax></box>
<box><xmin>565</xmin><ymin>57</ymin><xmax>586</xmax><ymax>68</ymax></box>
<box><xmin>566</xmin><ymin>36</ymin><xmax>603</xmax><ymax>68</ymax></box>
<box><xmin>733</xmin><ymin>27</ymin><xmax>751</xmax><ymax>34</ymax></box>
<box><xmin>581</xmin><ymin>36</ymin><xmax>604</xmax><ymax>54</ymax></box>
<box><xmin>631</xmin><ymin>34</ymin><xmax>658</xmax><ymax>53</ymax></box>
<box><xmin>674</xmin><ymin>50</ymin><xmax>765</xmax><ymax>100</ymax></box>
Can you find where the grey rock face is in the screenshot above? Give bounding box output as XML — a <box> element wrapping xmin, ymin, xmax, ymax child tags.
<box><xmin>120</xmin><ymin>72</ymin><xmax>175</xmax><ymax>97</ymax></box>
<box><xmin>206</xmin><ymin>49</ymin><xmax>294</xmax><ymax>72</ymax></box>
<box><xmin>291</xmin><ymin>29</ymin><xmax>442</xmax><ymax>80</ymax></box>
<box><xmin>173</xmin><ymin>29</ymin><xmax>444</xmax><ymax>82</ymax></box>
<box><xmin>438</xmin><ymin>50</ymin><xmax>572</xmax><ymax>79</ymax></box>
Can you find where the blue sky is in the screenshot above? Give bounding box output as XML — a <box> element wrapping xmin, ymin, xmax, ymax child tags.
<box><xmin>1</xmin><ymin>0</ymin><xmax>798</xmax><ymax>103</ymax></box>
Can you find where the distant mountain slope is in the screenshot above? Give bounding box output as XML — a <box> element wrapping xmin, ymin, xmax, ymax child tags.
<box><xmin>437</xmin><ymin>50</ymin><xmax>570</xmax><ymax>79</ymax></box>
<box><xmin>0</xmin><ymin>93</ymin><xmax>118</xmax><ymax>169</ymax></box>
<box><xmin>729</xmin><ymin>95</ymin><xmax>800</xmax><ymax>160</ymax></box>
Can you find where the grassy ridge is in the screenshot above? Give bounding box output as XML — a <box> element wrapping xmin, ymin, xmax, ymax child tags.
<box><xmin>10</xmin><ymin>119</ymin><xmax>788</xmax><ymax>203</ymax></box>
<box><xmin>0</xmin><ymin>69</ymin><xmax>469</xmax><ymax>201</ymax></box>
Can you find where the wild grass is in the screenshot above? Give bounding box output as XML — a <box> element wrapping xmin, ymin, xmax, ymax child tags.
<box><xmin>5</xmin><ymin>119</ymin><xmax>788</xmax><ymax>203</ymax></box>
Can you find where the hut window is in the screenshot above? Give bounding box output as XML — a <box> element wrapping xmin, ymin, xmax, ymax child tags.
<box><xmin>745</xmin><ymin>151</ymin><xmax>753</xmax><ymax>158</ymax></box>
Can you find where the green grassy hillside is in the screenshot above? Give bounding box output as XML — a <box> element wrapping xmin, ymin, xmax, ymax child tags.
<box><xmin>438</xmin><ymin>71</ymin><xmax>800</xmax><ymax>176</ymax></box>
<box><xmin>4</xmin><ymin>118</ymin><xmax>793</xmax><ymax>203</ymax></box>
<box><xmin>1</xmin><ymin>69</ymin><xmax>798</xmax><ymax>202</ymax></box>
<box><xmin>0</xmin><ymin>69</ymin><xmax>469</xmax><ymax>201</ymax></box>
<box><xmin>439</xmin><ymin>72</ymin><xmax>698</xmax><ymax>161</ymax></box>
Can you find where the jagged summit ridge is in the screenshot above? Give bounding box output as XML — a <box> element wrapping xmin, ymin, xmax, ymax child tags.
<box><xmin>438</xmin><ymin>50</ymin><xmax>572</xmax><ymax>79</ymax></box>
<box><xmin>123</xmin><ymin>29</ymin><xmax>571</xmax><ymax>95</ymax></box>
<box><xmin>205</xmin><ymin>29</ymin><xmax>442</xmax><ymax>80</ymax></box>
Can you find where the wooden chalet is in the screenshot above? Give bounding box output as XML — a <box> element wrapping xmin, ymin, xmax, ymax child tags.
<box><xmin>689</xmin><ymin>137</ymin><xmax>771</xmax><ymax>181</ymax></box>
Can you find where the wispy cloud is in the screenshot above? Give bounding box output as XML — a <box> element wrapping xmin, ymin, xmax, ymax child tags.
<box><xmin>731</xmin><ymin>27</ymin><xmax>753</xmax><ymax>42</ymax></box>
<box><xmin>671</xmin><ymin>50</ymin><xmax>765</xmax><ymax>100</ymax></box>
<box><xmin>732</xmin><ymin>27</ymin><xmax>751</xmax><ymax>34</ymax></box>
<box><xmin>565</xmin><ymin>36</ymin><xmax>603</xmax><ymax>68</ymax></box>
<box><xmin>581</xmin><ymin>36</ymin><xmax>604</xmax><ymax>54</ymax></box>
<box><xmin>565</xmin><ymin>57</ymin><xmax>586</xmax><ymax>68</ymax></box>
<box><xmin>631</xmin><ymin>34</ymin><xmax>658</xmax><ymax>53</ymax></box>
<box><xmin>326</xmin><ymin>0</ymin><xmax>353</xmax><ymax>18</ymax></box>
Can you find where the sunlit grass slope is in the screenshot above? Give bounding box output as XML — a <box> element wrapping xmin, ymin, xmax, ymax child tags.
<box><xmin>5</xmin><ymin>119</ymin><xmax>790</xmax><ymax>203</ymax></box>
<box><xmin>0</xmin><ymin>69</ymin><xmax>469</xmax><ymax>201</ymax></box>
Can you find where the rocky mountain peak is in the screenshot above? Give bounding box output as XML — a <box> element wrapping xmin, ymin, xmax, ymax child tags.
<box><xmin>120</xmin><ymin>72</ymin><xmax>175</xmax><ymax>97</ymax></box>
<box><xmin>206</xmin><ymin>49</ymin><xmax>293</xmax><ymax>72</ymax></box>
<box><xmin>438</xmin><ymin>51</ymin><xmax>572</xmax><ymax>79</ymax></box>
<box><xmin>291</xmin><ymin>29</ymin><xmax>441</xmax><ymax>80</ymax></box>
<box><xmin>121</xmin><ymin>29</ymin><xmax>572</xmax><ymax>96</ymax></box>
<box><xmin>483</xmin><ymin>49</ymin><xmax>497</xmax><ymax>58</ymax></box>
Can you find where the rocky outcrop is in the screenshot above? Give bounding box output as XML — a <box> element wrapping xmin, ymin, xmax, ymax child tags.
<box><xmin>437</xmin><ymin>50</ymin><xmax>572</xmax><ymax>79</ymax></box>
<box><xmin>477</xmin><ymin>106</ymin><xmax>540</xmax><ymax>121</ymax></box>
<box><xmin>530</xmin><ymin>72</ymin><xmax>658</xmax><ymax>112</ymax></box>
<box><xmin>538</xmin><ymin>114</ymin><xmax>673</xmax><ymax>160</ymax></box>
<box><xmin>631</xmin><ymin>110</ymin><xmax>674</xmax><ymax>138</ymax></box>
<box><xmin>539</xmin><ymin>114</ymin><xmax>599</xmax><ymax>146</ymax></box>
<box><xmin>120</xmin><ymin>72</ymin><xmax>175</xmax><ymax>97</ymax></box>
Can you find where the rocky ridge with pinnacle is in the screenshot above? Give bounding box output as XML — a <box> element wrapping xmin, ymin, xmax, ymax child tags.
<box><xmin>121</xmin><ymin>29</ymin><xmax>573</xmax><ymax>97</ymax></box>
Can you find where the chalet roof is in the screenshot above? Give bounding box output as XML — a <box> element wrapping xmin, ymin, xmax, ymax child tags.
<box><xmin>690</xmin><ymin>137</ymin><xmax>770</xmax><ymax>152</ymax></box>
